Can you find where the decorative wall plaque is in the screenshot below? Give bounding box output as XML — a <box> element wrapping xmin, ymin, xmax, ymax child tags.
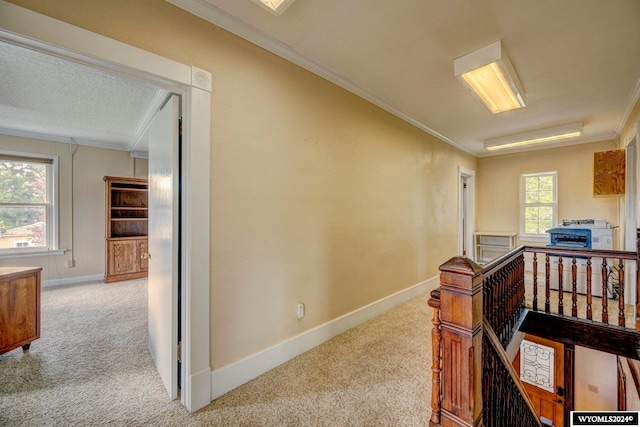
<box><xmin>594</xmin><ymin>150</ymin><xmax>625</xmax><ymax>196</ymax></box>
<box><xmin>520</xmin><ymin>339</ymin><xmax>555</xmax><ymax>393</ymax></box>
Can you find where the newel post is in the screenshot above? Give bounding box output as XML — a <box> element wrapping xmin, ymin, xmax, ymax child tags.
<box><xmin>438</xmin><ymin>257</ymin><xmax>483</xmax><ymax>427</ymax></box>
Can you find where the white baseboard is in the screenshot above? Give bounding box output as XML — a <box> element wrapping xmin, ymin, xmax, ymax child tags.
<box><xmin>184</xmin><ymin>367</ymin><xmax>212</xmax><ymax>413</ymax></box>
<box><xmin>210</xmin><ymin>275</ymin><xmax>440</xmax><ymax>400</ymax></box>
<box><xmin>42</xmin><ymin>274</ymin><xmax>104</xmax><ymax>288</ymax></box>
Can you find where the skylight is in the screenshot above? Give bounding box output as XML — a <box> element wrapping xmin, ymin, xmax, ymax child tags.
<box><xmin>251</xmin><ymin>0</ymin><xmax>297</xmax><ymax>16</ymax></box>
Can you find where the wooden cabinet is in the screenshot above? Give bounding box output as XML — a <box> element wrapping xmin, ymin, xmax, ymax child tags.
<box><xmin>0</xmin><ymin>267</ymin><xmax>42</xmax><ymax>354</ymax></box>
<box><xmin>104</xmin><ymin>176</ymin><xmax>148</xmax><ymax>283</ymax></box>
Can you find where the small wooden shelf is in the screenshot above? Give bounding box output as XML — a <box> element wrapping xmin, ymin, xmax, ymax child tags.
<box><xmin>104</xmin><ymin>176</ymin><xmax>149</xmax><ymax>283</ymax></box>
<box><xmin>112</xmin><ymin>207</ymin><xmax>148</xmax><ymax>210</ymax></box>
<box><xmin>473</xmin><ymin>231</ymin><xmax>518</xmax><ymax>264</ymax></box>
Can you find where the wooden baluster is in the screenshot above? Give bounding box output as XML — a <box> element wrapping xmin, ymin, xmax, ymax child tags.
<box><xmin>428</xmin><ymin>289</ymin><xmax>442</xmax><ymax>426</ymax></box>
<box><xmin>558</xmin><ymin>255</ymin><xmax>564</xmax><ymax>315</ymax></box>
<box><xmin>496</xmin><ymin>269</ymin><xmax>509</xmax><ymax>342</ymax></box>
<box><xmin>586</xmin><ymin>258</ymin><xmax>593</xmax><ymax>320</ymax></box>
<box><xmin>602</xmin><ymin>258</ymin><xmax>609</xmax><ymax>324</ymax></box>
<box><xmin>545</xmin><ymin>254</ymin><xmax>551</xmax><ymax>313</ymax></box>
<box><xmin>485</xmin><ymin>278</ymin><xmax>493</xmax><ymax>328</ymax></box>
<box><xmin>507</xmin><ymin>265</ymin><xmax>514</xmax><ymax>336</ymax></box>
<box><xmin>532</xmin><ymin>252</ymin><xmax>538</xmax><ymax>311</ymax></box>
<box><xmin>494</xmin><ymin>273</ymin><xmax>499</xmax><ymax>332</ymax></box>
<box><xmin>619</xmin><ymin>260</ymin><xmax>625</xmax><ymax>328</ymax></box>
<box><xmin>572</xmin><ymin>256</ymin><xmax>578</xmax><ymax>317</ymax></box>
<box><xmin>636</xmin><ymin>230</ymin><xmax>640</xmax><ymax>331</ymax></box>
<box><xmin>518</xmin><ymin>255</ymin><xmax>526</xmax><ymax>316</ymax></box>
<box><xmin>493</xmin><ymin>274</ymin><xmax>499</xmax><ymax>331</ymax></box>
<box><xmin>499</xmin><ymin>270</ymin><xmax>505</xmax><ymax>340</ymax></box>
<box><xmin>515</xmin><ymin>258</ymin><xmax>521</xmax><ymax>318</ymax></box>
<box><xmin>489</xmin><ymin>276</ymin><xmax>494</xmax><ymax>326</ymax></box>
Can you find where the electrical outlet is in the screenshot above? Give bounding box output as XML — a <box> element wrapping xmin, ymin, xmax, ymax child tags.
<box><xmin>587</xmin><ymin>384</ymin><xmax>598</xmax><ymax>393</ymax></box>
<box><xmin>297</xmin><ymin>303</ymin><xmax>305</xmax><ymax>319</ymax></box>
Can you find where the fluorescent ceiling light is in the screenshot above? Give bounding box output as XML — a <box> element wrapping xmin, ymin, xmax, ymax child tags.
<box><xmin>251</xmin><ymin>0</ymin><xmax>297</xmax><ymax>16</ymax></box>
<box><xmin>454</xmin><ymin>41</ymin><xmax>525</xmax><ymax>114</ymax></box>
<box><xmin>484</xmin><ymin>122</ymin><xmax>583</xmax><ymax>151</ymax></box>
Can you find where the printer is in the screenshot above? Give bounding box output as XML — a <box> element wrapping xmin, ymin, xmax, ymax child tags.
<box><xmin>546</xmin><ymin>219</ymin><xmax>613</xmax><ymax>250</ymax></box>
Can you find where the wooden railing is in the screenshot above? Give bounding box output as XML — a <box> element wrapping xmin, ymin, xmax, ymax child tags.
<box><xmin>428</xmin><ymin>255</ymin><xmax>540</xmax><ymax>426</ymax></box>
<box><xmin>524</xmin><ymin>246</ymin><xmax>638</xmax><ymax>329</ymax></box>
<box><xmin>483</xmin><ymin>248</ymin><xmax>527</xmax><ymax>347</ymax></box>
<box><xmin>428</xmin><ymin>241</ymin><xmax>640</xmax><ymax>426</ymax></box>
<box><xmin>482</xmin><ymin>318</ymin><xmax>542</xmax><ymax>427</ymax></box>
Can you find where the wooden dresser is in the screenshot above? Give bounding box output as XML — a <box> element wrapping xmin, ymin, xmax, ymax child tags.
<box><xmin>0</xmin><ymin>267</ymin><xmax>42</xmax><ymax>354</ymax></box>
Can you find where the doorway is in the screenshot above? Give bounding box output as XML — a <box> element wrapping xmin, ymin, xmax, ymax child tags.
<box><xmin>458</xmin><ymin>166</ymin><xmax>476</xmax><ymax>260</ymax></box>
<box><xmin>0</xmin><ymin>1</ymin><xmax>212</xmax><ymax>412</ymax></box>
<box><xmin>514</xmin><ymin>334</ymin><xmax>568</xmax><ymax>427</ymax></box>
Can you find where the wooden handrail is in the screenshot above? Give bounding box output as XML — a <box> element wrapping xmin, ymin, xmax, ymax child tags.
<box><xmin>524</xmin><ymin>245</ymin><xmax>637</xmax><ymax>260</ymax></box>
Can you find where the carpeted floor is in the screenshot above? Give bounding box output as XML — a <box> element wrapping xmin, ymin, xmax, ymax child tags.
<box><xmin>0</xmin><ymin>279</ymin><xmax>434</xmax><ymax>426</ymax></box>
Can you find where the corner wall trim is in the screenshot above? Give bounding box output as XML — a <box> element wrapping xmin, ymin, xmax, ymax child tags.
<box><xmin>210</xmin><ymin>275</ymin><xmax>440</xmax><ymax>400</ymax></box>
<box><xmin>42</xmin><ymin>274</ymin><xmax>104</xmax><ymax>288</ymax></box>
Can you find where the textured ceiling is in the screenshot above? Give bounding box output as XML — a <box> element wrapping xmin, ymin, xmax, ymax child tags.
<box><xmin>0</xmin><ymin>40</ymin><xmax>168</xmax><ymax>155</ymax></box>
<box><xmin>169</xmin><ymin>0</ymin><xmax>640</xmax><ymax>156</ymax></box>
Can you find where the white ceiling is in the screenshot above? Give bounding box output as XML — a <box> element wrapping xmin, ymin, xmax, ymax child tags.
<box><xmin>1</xmin><ymin>1</ymin><xmax>638</xmax><ymax>158</ymax></box>
<box><xmin>0</xmin><ymin>40</ymin><xmax>169</xmax><ymax>156</ymax></box>
<box><xmin>169</xmin><ymin>0</ymin><xmax>640</xmax><ymax>156</ymax></box>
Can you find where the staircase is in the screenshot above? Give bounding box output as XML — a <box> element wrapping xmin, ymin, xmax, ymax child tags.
<box><xmin>427</xmin><ymin>234</ymin><xmax>640</xmax><ymax>426</ymax></box>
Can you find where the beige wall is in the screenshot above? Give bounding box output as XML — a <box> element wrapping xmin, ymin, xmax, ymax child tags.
<box><xmin>0</xmin><ymin>134</ymin><xmax>147</xmax><ymax>279</ymax></box>
<box><xmin>575</xmin><ymin>346</ymin><xmax>617</xmax><ymax>411</ymax></box>
<box><xmin>477</xmin><ymin>140</ymin><xmax>620</xmax><ymax>247</ymax></box>
<box><xmin>6</xmin><ymin>0</ymin><xmax>477</xmax><ymax>369</ymax></box>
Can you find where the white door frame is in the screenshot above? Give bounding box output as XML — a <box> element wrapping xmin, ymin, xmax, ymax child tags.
<box><xmin>0</xmin><ymin>1</ymin><xmax>212</xmax><ymax>412</ymax></box>
<box><xmin>458</xmin><ymin>166</ymin><xmax>476</xmax><ymax>260</ymax></box>
<box><xmin>625</xmin><ymin>139</ymin><xmax>637</xmax><ymax>252</ymax></box>
<box><xmin>625</xmin><ymin>124</ymin><xmax>639</xmax><ymax>309</ymax></box>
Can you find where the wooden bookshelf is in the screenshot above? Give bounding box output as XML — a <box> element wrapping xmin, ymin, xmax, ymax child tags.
<box><xmin>104</xmin><ymin>176</ymin><xmax>148</xmax><ymax>283</ymax></box>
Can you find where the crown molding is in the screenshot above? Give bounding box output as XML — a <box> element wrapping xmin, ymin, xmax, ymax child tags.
<box><xmin>164</xmin><ymin>0</ymin><xmax>474</xmax><ymax>156</ymax></box>
<box><xmin>128</xmin><ymin>88</ymin><xmax>170</xmax><ymax>152</ymax></box>
<box><xmin>0</xmin><ymin>126</ymin><xmax>132</xmax><ymax>151</ymax></box>
<box><xmin>616</xmin><ymin>76</ymin><xmax>640</xmax><ymax>136</ymax></box>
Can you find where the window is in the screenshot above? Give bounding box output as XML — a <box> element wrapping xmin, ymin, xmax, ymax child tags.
<box><xmin>520</xmin><ymin>171</ymin><xmax>557</xmax><ymax>240</ymax></box>
<box><xmin>0</xmin><ymin>152</ymin><xmax>58</xmax><ymax>255</ymax></box>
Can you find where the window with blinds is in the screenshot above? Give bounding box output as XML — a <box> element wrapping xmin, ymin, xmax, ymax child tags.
<box><xmin>0</xmin><ymin>151</ymin><xmax>58</xmax><ymax>254</ymax></box>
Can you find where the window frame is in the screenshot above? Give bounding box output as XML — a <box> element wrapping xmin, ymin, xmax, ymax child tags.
<box><xmin>0</xmin><ymin>150</ymin><xmax>59</xmax><ymax>257</ymax></box>
<box><xmin>519</xmin><ymin>170</ymin><xmax>558</xmax><ymax>242</ymax></box>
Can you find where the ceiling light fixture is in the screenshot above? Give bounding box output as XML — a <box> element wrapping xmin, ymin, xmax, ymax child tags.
<box><xmin>484</xmin><ymin>122</ymin><xmax>583</xmax><ymax>151</ymax></box>
<box><xmin>251</xmin><ymin>0</ymin><xmax>297</xmax><ymax>16</ymax></box>
<box><xmin>454</xmin><ymin>41</ymin><xmax>525</xmax><ymax>114</ymax></box>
